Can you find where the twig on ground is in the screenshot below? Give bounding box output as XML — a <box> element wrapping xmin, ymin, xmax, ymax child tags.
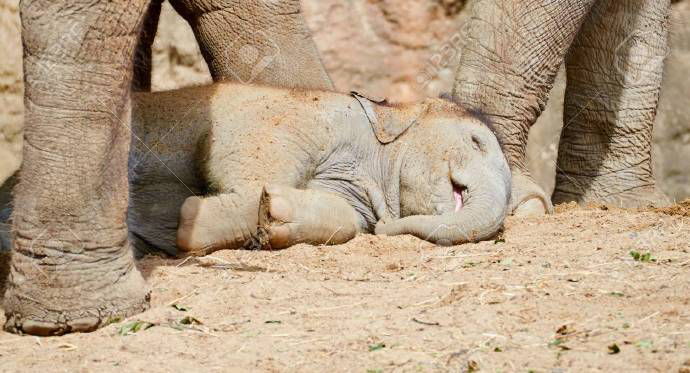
<box><xmin>305</xmin><ymin>302</ymin><xmax>365</xmax><ymax>313</ymax></box>
<box><xmin>166</xmin><ymin>289</ymin><xmax>198</xmax><ymax>307</ymax></box>
<box><xmin>635</xmin><ymin>311</ymin><xmax>660</xmax><ymax>325</ymax></box>
<box><xmin>412</xmin><ymin>317</ymin><xmax>440</xmax><ymax>326</ymax></box>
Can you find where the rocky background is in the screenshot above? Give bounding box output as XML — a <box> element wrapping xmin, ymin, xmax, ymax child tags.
<box><xmin>0</xmin><ymin>0</ymin><xmax>688</xmax><ymax>201</ymax></box>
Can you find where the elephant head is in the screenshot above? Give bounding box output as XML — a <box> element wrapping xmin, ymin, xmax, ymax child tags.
<box><xmin>354</xmin><ymin>95</ymin><xmax>511</xmax><ymax>245</ymax></box>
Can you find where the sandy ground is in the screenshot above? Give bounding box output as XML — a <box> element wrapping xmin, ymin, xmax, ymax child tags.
<box><xmin>0</xmin><ymin>203</ymin><xmax>689</xmax><ymax>372</ymax></box>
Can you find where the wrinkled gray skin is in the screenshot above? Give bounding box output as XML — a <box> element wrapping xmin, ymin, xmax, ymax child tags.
<box><xmin>3</xmin><ymin>0</ymin><xmax>332</xmax><ymax>336</ymax></box>
<box><xmin>453</xmin><ymin>0</ymin><xmax>672</xmax><ymax>216</ymax></box>
<box><xmin>127</xmin><ymin>83</ymin><xmax>510</xmax><ymax>256</ymax></box>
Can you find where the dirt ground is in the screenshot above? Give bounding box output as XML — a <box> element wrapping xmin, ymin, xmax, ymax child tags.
<box><xmin>0</xmin><ymin>203</ymin><xmax>689</xmax><ymax>372</ymax></box>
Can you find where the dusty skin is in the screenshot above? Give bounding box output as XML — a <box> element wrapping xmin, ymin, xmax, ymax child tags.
<box><xmin>1</xmin><ymin>203</ymin><xmax>689</xmax><ymax>372</ymax></box>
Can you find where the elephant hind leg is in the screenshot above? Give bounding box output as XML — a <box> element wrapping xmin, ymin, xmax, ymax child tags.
<box><xmin>258</xmin><ymin>184</ymin><xmax>361</xmax><ymax>250</ymax></box>
<box><xmin>554</xmin><ymin>0</ymin><xmax>672</xmax><ymax>208</ymax></box>
<box><xmin>177</xmin><ymin>192</ymin><xmax>262</xmax><ymax>255</ymax></box>
<box><xmin>169</xmin><ymin>0</ymin><xmax>333</xmax><ymax>89</ymax></box>
<box><xmin>132</xmin><ymin>0</ymin><xmax>162</xmax><ymax>92</ymax></box>
<box><xmin>4</xmin><ymin>0</ymin><xmax>151</xmax><ymax>336</ymax></box>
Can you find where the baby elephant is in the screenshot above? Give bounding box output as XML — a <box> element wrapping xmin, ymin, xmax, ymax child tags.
<box><xmin>129</xmin><ymin>83</ymin><xmax>511</xmax><ymax>256</ymax></box>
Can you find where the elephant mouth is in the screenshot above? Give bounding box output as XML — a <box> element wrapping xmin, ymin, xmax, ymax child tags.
<box><xmin>453</xmin><ymin>183</ymin><xmax>466</xmax><ymax>212</ymax></box>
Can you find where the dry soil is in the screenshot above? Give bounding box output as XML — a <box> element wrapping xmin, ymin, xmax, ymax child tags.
<box><xmin>0</xmin><ymin>203</ymin><xmax>689</xmax><ymax>372</ymax></box>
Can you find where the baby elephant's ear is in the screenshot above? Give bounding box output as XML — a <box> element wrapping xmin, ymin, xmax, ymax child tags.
<box><xmin>352</xmin><ymin>92</ymin><xmax>425</xmax><ymax>144</ymax></box>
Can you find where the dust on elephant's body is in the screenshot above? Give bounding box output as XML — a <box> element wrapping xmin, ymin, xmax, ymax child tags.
<box><xmin>130</xmin><ymin>83</ymin><xmax>511</xmax><ymax>256</ymax></box>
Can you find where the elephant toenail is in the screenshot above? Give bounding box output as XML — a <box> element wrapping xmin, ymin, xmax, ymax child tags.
<box><xmin>67</xmin><ymin>317</ymin><xmax>100</xmax><ymax>333</ymax></box>
<box><xmin>21</xmin><ymin>320</ymin><xmax>63</xmax><ymax>336</ymax></box>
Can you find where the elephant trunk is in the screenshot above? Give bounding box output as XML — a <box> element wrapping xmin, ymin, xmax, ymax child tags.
<box><xmin>376</xmin><ymin>161</ymin><xmax>510</xmax><ymax>245</ymax></box>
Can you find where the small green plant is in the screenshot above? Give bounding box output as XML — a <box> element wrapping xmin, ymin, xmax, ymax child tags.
<box><xmin>117</xmin><ymin>320</ymin><xmax>155</xmax><ymax>336</ymax></box>
<box><xmin>368</xmin><ymin>343</ymin><xmax>386</xmax><ymax>352</ymax></box>
<box><xmin>636</xmin><ymin>340</ymin><xmax>653</xmax><ymax>349</ymax></box>
<box><xmin>629</xmin><ymin>250</ymin><xmax>655</xmax><ymax>262</ymax></box>
<box><xmin>179</xmin><ymin>316</ymin><xmax>202</xmax><ymax>326</ymax></box>
<box><xmin>169</xmin><ymin>316</ymin><xmax>203</xmax><ymax>330</ymax></box>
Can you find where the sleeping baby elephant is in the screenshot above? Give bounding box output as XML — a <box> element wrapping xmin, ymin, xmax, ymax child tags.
<box><xmin>129</xmin><ymin>83</ymin><xmax>511</xmax><ymax>256</ymax></box>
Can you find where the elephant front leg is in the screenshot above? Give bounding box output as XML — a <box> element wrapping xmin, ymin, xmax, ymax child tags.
<box><xmin>170</xmin><ymin>0</ymin><xmax>333</xmax><ymax>90</ymax></box>
<box><xmin>451</xmin><ymin>0</ymin><xmax>596</xmax><ymax>216</ymax></box>
<box><xmin>258</xmin><ymin>185</ymin><xmax>361</xmax><ymax>249</ymax></box>
<box><xmin>554</xmin><ymin>0</ymin><xmax>672</xmax><ymax>208</ymax></box>
<box><xmin>3</xmin><ymin>0</ymin><xmax>151</xmax><ymax>336</ymax></box>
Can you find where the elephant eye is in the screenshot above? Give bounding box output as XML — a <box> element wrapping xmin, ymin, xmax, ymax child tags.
<box><xmin>471</xmin><ymin>134</ymin><xmax>485</xmax><ymax>152</ymax></box>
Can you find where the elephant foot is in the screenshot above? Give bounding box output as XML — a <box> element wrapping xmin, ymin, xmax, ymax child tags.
<box><xmin>177</xmin><ymin>194</ymin><xmax>257</xmax><ymax>255</ymax></box>
<box><xmin>3</xmin><ymin>240</ymin><xmax>149</xmax><ymax>336</ymax></box>
<box><xmin>178</xmin><ymin>196</ymin><xmax>232</xmax><ymax>255</ymax></box>
<box><xmin>177</xmin><ymin>196</ymin><xmax>219</xmax><ymax>255</ymax></box>
<box><xmin>4</xmin><ymin>286</ymin><xmax>149</xmax><ymax>336</ymax></box>
<box><xmin>258</xmin><ymin>184</ymin><xmax>359</xmax><ymax>250</ymax></box>
<box><xmin>258</xmin><ymin>185</ymin><xmax>298</xmax><ymax>249</ymax></box>
<box><xmin>510</xmin><ymin>171</ymin><xmax>554</xmax><ymax>217</ymax></box>
<box><xmin>553</xmin><ymin>165</ymin><xmax>671</xmax><ymax>208</ymax></box>
<box><xmin>552</xmin><ymin>182</ymin><xmax>671</xmax><ymax>209</ymax></box>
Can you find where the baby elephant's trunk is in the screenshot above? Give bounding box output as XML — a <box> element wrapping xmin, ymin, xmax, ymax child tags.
<box><xmin>376</xmin><ymin>161</ymin><xmax>511</xmax><ymax>245</ymax></box>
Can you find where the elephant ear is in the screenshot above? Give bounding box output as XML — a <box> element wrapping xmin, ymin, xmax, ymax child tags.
<box><xmin>351</xmin><ymin>92</ymin><xmax>425</xmax><ymax>144</ymax></box>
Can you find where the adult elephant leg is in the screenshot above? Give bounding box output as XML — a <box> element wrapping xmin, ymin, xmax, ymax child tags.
<box><xmin>0</xmin><ymin>174</ymin><xmax>16</xmax><ymax>299</ymax></box>
<box><xmin>553</xmin><ymin>0</ymin><xmax>672</xmax><ymax>207</ymax></box>
<box><xmin>132</xmin><ymin>0</ymin><xmax>163</xmax><ymax>92</ymax></box>
<box><xmin>3</xmin><ymin>0</ymin><xmax>151</xmax><ymax>335</ymax></box>
<box><xmin>170</xmin><ymin>0</ymin><xmax>333</xmax><ymax>89</ymax></box>
<box><xmin>452</xmin><ymin>0</ymin><xmax>596</xmax><ymax>216</ymax></box>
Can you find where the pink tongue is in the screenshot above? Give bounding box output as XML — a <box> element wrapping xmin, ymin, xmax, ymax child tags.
<box><xmin>453</xmin><ymin>189</ymin><xmax>463</xmax><ymax>212</ymax></box>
